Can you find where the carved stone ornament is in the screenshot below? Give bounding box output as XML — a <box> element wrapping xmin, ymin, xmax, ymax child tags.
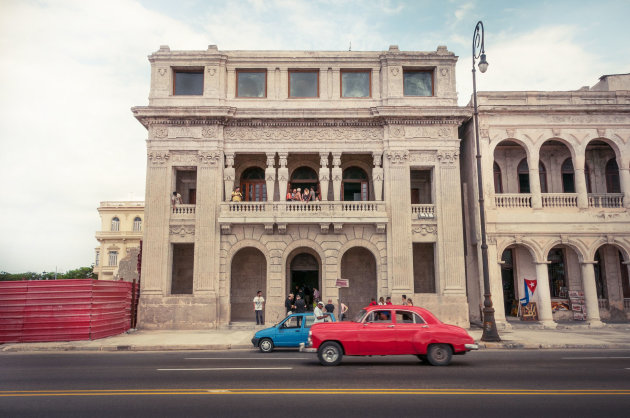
<box><xmin>506</xmin><ymin>128</ymin><xmax>516</xmax><ymax>138</ymax></box>
<box><xmin>278</xmin><ymin>154</ymin><xmax>288</xmax><ymax>167</ymax></box>
<box><xmin>169</xmin><ymin>225</ymin><xmax>195</xmax><ymax>237</ymax></box>
<box><xmin>332</xmin><ymin>155</ymin><xmax>342</xmax><ymax>167</ymax></box>
<box><xmin>171</xmin><ymin>152</ymin><xmax>199</xmax><ymax>165</ymax></box>
<box><xmin>266</xmin><ymin>154</ymin><xmax>276</xmax><ymax>166</ymax></box>
<box><xmin>264</xmin><ymin>223</ymin><xmax>274</xmax><ymax>234</ymax></box>
<box><xmin>198</xmin><ymin>151</ymin><xmax>221</xmax><ymax>165</ymax></box>
<box><xmin>386</xmin><ymin>150</ymin><xmax>409</xmax><ymax>165</ymax></box>
<box><xmin>153</xmin><ymin>126</ymin><xmax>168</xmax><ymax>139</ymax></box>
<box><xmin>202</xmin><ymin>126</ymin><xmax>218</xmax><ymax>138</ymax></box>
<box><xmin>158</xmin><ymin>68</ymin><xmax>167</xmax><ymax>77</ymax></box>
<box><xmin>319</xmin><ymin>223</ymin><xmax>330</xmax><ymax>234</ymax></box>
<box><xmin>440</xmin><ymin>68</ymin><xmax>449</xmax><ymax>77</ymax></box>
<box><xmin>319</xmin><ymin>154</ymin><xmax>329</xmax><ymax>167</ymax></box>
<box><xmin>597</xmin><ymin>128</ymin><xmax>606</xmax><ymax>138</ymax></box>
<box><xmin>437</xmin><ymin>127</ymin><xmax>450</xmax><ymax>138</ymax></box>
<box><xmin>412</xmin><ymin>225</ymin><xmax>437</xmax><ymax>236</ymax></box>
<box><xmin>266</xmin><ymin>174</ymin><xmax>275</xmax><ymax>182</ymax></box>
<box><xmin>372</xmin><ymin>153</ymin><xmax>382</xmax><ymax>167</ymax></box>
<box><xmin>225</xmin><ymin>154</ymin><xmax>235</xmax><ymax>167</ymax></box>
<box><xmin>390</xmin><ymin>126</ymin><xmax>405</xmax><ymax>138</ymax></box>
<box><xmin>552</xmin><ymin>127</ymin><xmax>561</xmax><ymax>137</ymax></box>
<box><xmin>390</xmin><ymin>67</ymin><xmax>400</xmax><ymax>76</ymax></box>
<box><xmin>220</xmin><ymin>224</ymin><xmax>232</xmax><ymax>235</ymax></box>
<box><xmin>409</xmin><ymin>152</ymin><xmax>436</xmax><ymax>163</ymax></box>
<box><xmin>333</xmin><ymin>223</ymin><xmax>344</xmax><ymax>234</ymax></box>
<box><xmin>480</xmin><ymin>129</ymin><xmax>489</xmax><ymax>139</ymax></box>
<box><xmin>223</xmin><ymin>126</ymin><xmax>381</xmax><ymax>141</ymax></box>
<box><xmin>437</xmin><ymin>150</ymin><xmax>459</xmax><ymax>165</ymax></box>
<box><xmin>319</xmin><ymin>173</ymin><xmax>329</xmax><ymax>182</ymax></box>
<box><xmin>148</xmin><ymin>151</ymin><xmax>170</xmax><ymax>165</ymax></box>
<box><xmin>207</xmin><ymin>67</ymin><xmax>217</xmax><ymax>76</ymax></box>
<box><xmin>376</xmin><ymin>224</ymin><xmax>386</xmax><ymax>234</ymax></box>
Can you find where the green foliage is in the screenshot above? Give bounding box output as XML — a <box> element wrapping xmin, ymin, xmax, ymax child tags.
<box><xmin>0</xmin><ymin>266</ymin><xmax>96</xmax><ymax>281</ymax></box>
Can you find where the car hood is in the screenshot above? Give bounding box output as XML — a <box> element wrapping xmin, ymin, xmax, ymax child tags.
<box><xmin>253</xmin><ymin>326</ymin><xmax>276</xmax><ymax>338</ymax></box>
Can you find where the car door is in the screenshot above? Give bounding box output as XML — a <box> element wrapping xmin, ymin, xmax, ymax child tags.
<box><xmin>275</xmin><ymin>315</ymin><xmax>303</xmax><ymax>347</ymax></box>
<box><xmin>394</xmin><ymin>310</ymin><xmax>429</xmax><ymax>354</ymax></box>
<box><xmin>358</xmin><ymin>309</ymin><xmax>398</xmax><ymax>355</ymax></box>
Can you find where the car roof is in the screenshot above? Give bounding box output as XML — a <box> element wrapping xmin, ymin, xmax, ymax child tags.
<box><xmin>362</xmin><ymin>305</ymin><xmax>439</xmax><ymax>323</ymax></box>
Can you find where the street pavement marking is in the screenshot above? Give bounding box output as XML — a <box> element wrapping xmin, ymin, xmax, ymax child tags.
<box><xmin>562</xmin><ymin>357</ymin><xmax>630</xmax><ymax>360</ymax></box>
<box><xmin>2</xmin><ymin>389</ymin><xmax>630</xmax><ymax>397</ymax></box>
<box><xmin>184</xmin><ymin>357</ymin><xmax>310</xmax><ymax>360</ymax></box>
<box><xmin>157</xmin><ymin>367</ymin><xmax>294</xmax><ymax>371</ymax></box>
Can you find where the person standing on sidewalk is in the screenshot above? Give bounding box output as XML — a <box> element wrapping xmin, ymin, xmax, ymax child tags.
<box><xmin>253</xmin><ymin>290</ymin><xmax>265</xmax><ymax>325</ymax></box>
<box><xmin>313</xmin><ymin>301</ymin><xmax>326</xmax><ymax>324</ymax></box>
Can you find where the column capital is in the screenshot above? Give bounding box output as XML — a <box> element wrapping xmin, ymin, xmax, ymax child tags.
<box><xmin>372</xmin><ymin>152</ymin><xmax>382</xmax><ymax>167</ymax></box>
<box><xmin>278</xmin><ymin>152</ymin><xmax>288</xmax><ymax>167</ymax></box>
<box><xmin>319</xmin><ymin>152</ymin><xmax>329</xmax><ymax>167</ymax></box>
<box><xmin>266</xmin><ymin>152</ymin><xmax>276</xmax><ymax>167</ymax></box>
<box><xmin>224</xmin><ymin>152</ymin><xmax>234</xmax><ymax>167</ymax></box>
<box><xmin>332</xmin><ymin>152</ymin><xmax>342</xmax><ymax>167</ymax></box>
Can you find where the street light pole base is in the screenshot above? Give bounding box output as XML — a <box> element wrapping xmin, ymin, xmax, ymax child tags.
<box><xmin>481</xmin><ymin>307</ymin><xmax>501</xmax><ymax>342</ymax></box>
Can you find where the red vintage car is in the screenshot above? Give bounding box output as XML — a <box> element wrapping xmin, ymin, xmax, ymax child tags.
<box><xmin>302</xmin><ymin>305</ymin><xmax>478</xmax><ymax>366</ymax></box>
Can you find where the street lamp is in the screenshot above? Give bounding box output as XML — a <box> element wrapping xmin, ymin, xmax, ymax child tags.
<box><xmin>472</xmin><ymin>21</ymin><xmax>500</xmax><ymax>342</ymax></box>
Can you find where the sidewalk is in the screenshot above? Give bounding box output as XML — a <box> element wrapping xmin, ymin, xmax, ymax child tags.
<box><xmin>2</xmin><ymin>323</ymin><xmax>629</xmax><ymax>353</ymax></box>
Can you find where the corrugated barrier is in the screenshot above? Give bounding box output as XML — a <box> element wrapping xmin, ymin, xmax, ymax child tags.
<box><xmin>0</xmin><ymin>279</ymin><xmax>137</xmax><ymax>343</ymax></box>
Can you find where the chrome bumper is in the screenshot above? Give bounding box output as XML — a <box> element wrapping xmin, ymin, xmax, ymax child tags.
<box><xmin>465</xmin><ymin>343</ymin><xmax>479</xmax><ymax>350</ymax></box>
<box><xmin>299</xmin><ymin>342</ymin><xmax>316</xmax><ymax>353</ymax></box>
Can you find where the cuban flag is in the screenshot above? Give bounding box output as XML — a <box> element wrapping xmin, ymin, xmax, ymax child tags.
<box><xmin>519</xmin><ymin>279</ymin><xmax>538</xmax><ymax>306</ymax></box>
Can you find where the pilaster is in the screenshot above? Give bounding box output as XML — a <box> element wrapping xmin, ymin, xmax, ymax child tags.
<box><xmin>319</xmin><ymin>152</ymin><xmax>330</xmax><ymax>201</ymax></box>
<box><xmin>331</xmin><ymin>153</ymin><xmax>342</xmax><ymax>201</ymax></box>
<box><xmin>534</xmin><ymin>262</ymin><xmax>557</xmax><ymax>328</ymax></box>
<box><xmin>265</xmin><ymin>153</ymin><xmax>276</xmax><ymax>201</ymax></box>
<box><xmin>278</xmin><ymin>152</ymin><xmax>289</xmax><ymax>199</ymax></box>
<box><xmin>580</xmin><ymin>261</ymin><xmax>604</xmax><ymax>327</ymax></box>
<box><xmin>372</xmin><ymin>152</ymin><xmax>383</xmax><ymax>201</ymax></box>
<box><xmin>224</xmin><ymin>153</ymin><xmax>235</xmax><ymax>202</ymax></box>
<box><xmin>528</xmin><ymin>155</ymin><xmax>542</xmax><ymax>209</ymax></box>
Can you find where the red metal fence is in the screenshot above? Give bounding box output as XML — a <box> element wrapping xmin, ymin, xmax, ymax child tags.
<box><xmin>0</xmin><ymin>279</ymin><xmax>138</xmax><ymax>343</ymax></box>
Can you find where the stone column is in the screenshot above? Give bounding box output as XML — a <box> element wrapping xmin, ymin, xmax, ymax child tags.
<box><xmin>436</xmin><ymin>150</ymin><xmax>467</xmax><ymax>295</ymax></box>
<box><xmin>265</xmin><ymin>153</ymin><xmax>276</xmax><ymax>201</ymax></box>
<box><xmin>620</xmin><ymin>166</ymin><xmax>630</xmax><ymax>209</ymax></box>
<box><xmin>194</xmin><ymin>151</ymin><xmax>222</xmax><ymax>294</ymax></box>
<box><xmin>319</xmin><ymin>152</ymin><xmax>330</xmax><ymax>201</ymax></box>
<box><xmin>385</xmin><ymin>150</ymin><xmax>413</xmax><ymax>293</ymax></box>
<box><xmin>580</xmin><ymin>261</ymin><xmax>604</xmax><ymax>327</ymax></box>
<box><xmin>277</xmin><ymin>152</ymin><xmax>289</xmax><ymax>199</ymax></box>
<box><xmin>487</xmin><ymin>240</ymin><xmax>508</xmax><ymax>327</ymax></box>
<box><xmin>574</xmin><ymin>156</ymin><xmax>589</xmax><ymax>209</ymax></box>
<box><xmin>534</xmin><ymin>262</ymin><xmax>556</xmax><ymax>328</ymax></box>
<box><xmin>141</xmin><ymin>151</ymin><xmax>171</xmax><ymax>295</ymax></box>
<box><xmin>529</xmin><ymin>154</ymin><xmax>543</xmax><ymax>209</ymax></box>
<box><xmin>372</xmin><ymin>152</ymin><xmax>383</xmax><ymax>201</ymax></box>
<box><xmin>331</xmin><ymin>152</ymin><xmax>342</xmax><ymax>201</ymax></box>
<box><xmin>226</xmin><ymin>68</ymin><xmax>236</xmax><ymax>99</ymax></box>
<box><xmin>223</xmin><ymin>153</ymin><xmax>235</xmax><ymax>202</ymax></box>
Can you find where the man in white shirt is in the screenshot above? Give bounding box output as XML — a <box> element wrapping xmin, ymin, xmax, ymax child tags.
<box><xmin>313</xmin><ymin>300</ymin><xmax>326</xmax><ymax>324</ymax></box>
<box><xmin>253</xmin><ymin>291</ymin><xmax>265</xmax><ymax>325</ymax></box>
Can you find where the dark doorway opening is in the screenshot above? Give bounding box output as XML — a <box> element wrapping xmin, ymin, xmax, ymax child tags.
<box><xmin>501</xmin><ymin>248</ymin><xmax>516</xmax><ymax>317</ymax></box>
<box><xmin>289</xmin><ymin>252</ymin><xmax>320</xmax><ymax>311</ymax></box>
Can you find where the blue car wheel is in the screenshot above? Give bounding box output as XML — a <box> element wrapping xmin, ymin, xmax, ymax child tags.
<box><xmin>259</xmin><ymin>338</ymin><xmax>274</xmax><ymax>353</ymax></box>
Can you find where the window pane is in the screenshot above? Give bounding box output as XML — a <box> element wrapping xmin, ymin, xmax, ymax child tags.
<box><xmin>342</xmin><ymin>72</ymin><xmax>370</xmax><ymax>97</ymax></box>
<box><xmin>237</xmin><ymin>71</ymin><xmax>266</xmax><ymax>97</ymax></box>
<box><xmin>404</xmin><ymin>71</ymin><xmax>433</xmax><ymax>96</ymax></box>
<box><xmin>174</xmin><ymin>71</ymin><xmax>203</xmax><ymax>95</ymax></box>
<box><xmin>290</xmin><ymin>71</ymin><xmax>318</xmax><ymax>97</ymax></box>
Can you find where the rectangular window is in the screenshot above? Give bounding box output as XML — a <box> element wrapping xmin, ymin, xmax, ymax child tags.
<box><xmin>403</xmin><ymin>70</ymin><xmax>433</xmax><ymax>96</ymax></box>
<box><xmin>413</xmin><ymin>243</ymin><xmax>436</xmax><ymax>293</ymax></box>
<box><xmin>236</xmin><ymin>70</ymin><xmax>267</xmax><ymax>98</ymax></box>
<box><xmin>410</xmin><ymin>170</ymin><xmax>432</xmax><ymax>204</ymax></box>
<box><xmin>341</xmin><ymin>70</ymin><xmax>370</xmax><ymax>98</ymax></box>
<box><xmin>171</xmin><ymin>243</ymin><xmax>194</xmax><ymax>295</ymax></box>
<box><xmin>108</xmin><ymin>251</ymin><xmax>118</xmax><ymax>267</ymax></box>
<box><xmin>289</xmin><ymin>70</ymin><xmax>319</xmax><ymax>98</ymax></box>
<box><xmin>173</xmin><ymin>70</ymin><xmax>203</xmax><ymax>95</ymax></box>
<box><xmin>95</xmin><ymin>251</ymin><xmax>99</xmax><ymax>267</ymax></box>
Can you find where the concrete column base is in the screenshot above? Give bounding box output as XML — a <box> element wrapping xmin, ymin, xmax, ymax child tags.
<box><xmin>587</xmin><ymin>320</ymin><xmax>605</xmax><ymax>328</ymax></box>
<box><xmin>539</xmin><ymin>320</ymin><xmax>557</xmax><ymax>329</ymax></box>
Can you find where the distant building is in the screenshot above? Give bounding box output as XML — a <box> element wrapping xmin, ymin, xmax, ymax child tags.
<box><xmin>94</xmin><ymin>201</ymin><xmax>144</xmax><ymax>281</ymax></box>
<box><xmin>460</xmin><ymin>73</ymin><xmax>630</xmax><ymax>328</ymax></box>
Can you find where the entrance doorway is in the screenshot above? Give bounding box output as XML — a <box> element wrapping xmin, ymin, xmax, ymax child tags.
<box><xmin>501</xmin><ymin>248</ymin><xmax>516</xmax><ymax>317</ymax></box>
<box><xmin>288</xmin><ymin>252</ymin><xmax>320</xmax><ymax>311</ymax></box>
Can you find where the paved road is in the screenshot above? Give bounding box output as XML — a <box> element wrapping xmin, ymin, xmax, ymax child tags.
<box><xmin>1</xmin><ymin>349</ymin><xmax>630</xmax><ymax>417</ymax></box>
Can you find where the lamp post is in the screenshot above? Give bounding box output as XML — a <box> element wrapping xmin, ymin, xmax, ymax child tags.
<box><xmin>472</xmin><ymin>21</ymin><xmax>500</xmax><ymax>342</ymax></box>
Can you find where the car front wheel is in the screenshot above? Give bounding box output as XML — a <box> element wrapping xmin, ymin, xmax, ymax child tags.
<box><xmin>259</xmin><ymin>338</ymin><xmax>274</xmax><ymax>353</ymax></box>
<box><xmin>318</xmin><ymin>341</ymin><xmax>343</xmax><ymax>366</ymax></box>
<box><xmin>426</xmin><ymin>344</ymin><xmax>452</xmax><ymax>366</ymax></box>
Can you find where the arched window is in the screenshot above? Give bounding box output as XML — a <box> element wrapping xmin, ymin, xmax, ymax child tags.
<box><xmin>133</xmin><ymin>217</ymin><xmax>142</xmax><ymax>232</ymax></box>
<box><xmin>561</xmin><ymin>158</ymin><xmax>575</xmax><ymax>193</ymax></box>
<box><xmin>605</xmin><ymin>159</ymin><xmax>621</xmax><ymax>193</ymax></box>
<box><xmin>289</xmin><ymin>166</ymin><xmax>319</xmax><ymax>199</ymax></box>
<box><xmin>517</xmin><ymin>159</ymin><xmax>547</xmax><ymax>193</ymax></box>
<box><xmin>493</xmin><ymin>162</ymin><xmax>503</xmax><ymax>193</ymax></box>
<box><xmin>240</xmin><ymin>167</ymin><xmax>267</xmax><ymax>201</ymax></box>
<box><xmin>111</xmin><ymin>217</ymin><xmax>120</xmax><ymax>232</ymax></box>
<box><xmin>342</xmin><ymin>166</ymin><xmax>368</xmax><ymax>201</ymax></box>
<box><xmin>547</xmin><ymin>248</ymin><xmax>566</xmax><ymax>298</ymax></box>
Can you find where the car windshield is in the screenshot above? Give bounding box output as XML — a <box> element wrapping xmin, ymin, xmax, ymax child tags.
<box><xmin>353</xmin><ymin>309</ymin><xmax>367</xmax><ymax>322</ymax></box>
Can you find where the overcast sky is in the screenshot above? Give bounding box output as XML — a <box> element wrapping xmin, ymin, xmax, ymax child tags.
<box><xmin>0</xmin><ymin>0</ymin><xmax>629</xmax><ymax>273</ymax></box>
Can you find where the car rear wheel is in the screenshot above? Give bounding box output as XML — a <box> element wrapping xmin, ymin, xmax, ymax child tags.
<box><xmin>426</xmin><ymin>344</ymin><xmax>452</xmax><ymax>366</ymax></box>
<box><xmin>259</xmin><ymin>338</ymin><xmax>274</xmax><ymax>353</ymax></box>
<box><xmin>318</xmin><ymin>341</ymin><xmax>343</xmax><ymax>366</ymax></box>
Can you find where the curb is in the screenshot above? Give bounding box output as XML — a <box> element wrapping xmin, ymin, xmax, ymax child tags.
<box><xmin>479</xmin><ymin>342</ymin><xmax>630</xmax><ymax>350</ymax></box>
<box><xmin>1</xmin><ymin>343</ymin><xmax>255</xmax><ymax>353</ymax></box>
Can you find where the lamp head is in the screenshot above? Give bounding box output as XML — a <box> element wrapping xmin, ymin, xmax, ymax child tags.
<box><xmin>478</xmin><ymin>53</ymin><xmax>489</xmax><ymax>73</ymax></box>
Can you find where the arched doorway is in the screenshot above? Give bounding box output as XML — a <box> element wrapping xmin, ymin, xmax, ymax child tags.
<box><xmin>340</xmin><ymin>247</ymin><xmax>377</xmax><ymax>319</ymax></box>
<box><xmin>342</xmin><ymin>166</ymin><xmax>369</xmax><ymax>201</ymax></box>
<box><xmin>230</xmin><ymin>247</ymin><xmax>266</xmax><ymax>322</ymax></box>
<box><xmin>240</xmin><ymin>166</ymin><xmax>267</xmax><ymax>201</ymax></box>
<box><xmin>290</xmin><ymin>166</ymin><xmax>319</xmax><ymax>199</ymax></box>
<box><xmin>501</xmin><ymin>245</ymin><xmax>536</xmax><ymax>318</ymax></box>
<box><xmin>288</xmin><ymin>251</ymin><xmax>320</xmax><ymax>310</ymax></box>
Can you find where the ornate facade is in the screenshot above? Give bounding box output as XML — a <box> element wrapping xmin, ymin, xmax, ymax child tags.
<box><xmin>461</xmin><ymin>74</ymin><xmax>630</xmax><ymax>328</ymax></box>
<box><xmin>132</xmin><ymin>45</ymin><xmax>470</xmax><ymax>329</ymax></box>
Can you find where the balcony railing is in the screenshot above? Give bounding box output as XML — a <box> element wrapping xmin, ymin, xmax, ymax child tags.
<box><xmin>411</xmin><ymin>204</ymin><xmax>436</xmax><ymax>219</ymax></box>
<box><xmin>542</xmin><ymin>193</ymin><xmax>578</xmax><ymax>208</ymax></box>
<box><xmin>171</xmin><ymin>204</ymin><xmax>196</xmax><ymax>218</ymax></box>
<box><xmin>495</xmin><ymin>194</ymin><xmax>532</xmax><ymax>208</ymax></box>
<box><xmin>588</xmin><ymin>193</ymin><xmax>624</xmax><ymax>208</ymax></box>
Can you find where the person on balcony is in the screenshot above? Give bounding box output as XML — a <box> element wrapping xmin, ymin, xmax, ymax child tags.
<box><xmin>171</xmin><ymin>191</ymin><xmax>182</xmax><ymax>210</ymax></box>
<box><xmin>231</xmin><ymin>187</ymin><xmax>242</xmax><ymax>202</ymax></box>
<box><xmin>303</xmin><ymin>188</ymin><xmax>311</xmax><ymax>202</ymax></box>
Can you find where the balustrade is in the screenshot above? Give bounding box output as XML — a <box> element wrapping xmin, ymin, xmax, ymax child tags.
<box><xmin>219</xmin><ymin>201</ymin><xmax>386</xmax><ymax>219</ymax></box>
<box><xmin>494</xmin><ymin>194</ymin><xmax>532</xmax><ymax>208</ymax></box>
<box><xmin>171</xmin><ymin>204</ymin><xmax>196</xmax><ymax>217</ymax></box>
<box><xmin>411</xmin><ymin>204</ymin><xmax>436</xmax><ymax>219</ymax></box>
<box><xmin>541</xmin><ymin>193</ymin><xmax>578</xmax><ymax>208</ymax></box>
<box><xmin>588</xmin><ymin>193</ymin><xmax>624</xmax><ymax>208</ymax></box>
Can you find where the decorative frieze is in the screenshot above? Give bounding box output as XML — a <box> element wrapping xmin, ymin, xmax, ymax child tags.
<box><xmin>412</xmin><ymin>225</ymin><xmax>437</xmax><ymax>236</ymax></box>
<box><xmin>198</xmin><ymin>151</ymin><xmax>221</xmax><ymax>165</ymax></box>
<box><xmin>224</xmin><ymin>126</ymin><xmax>382</xmax><ymax>141</ymax></box>
<box><xmin>386</xmin><ymin>150</ymin><xmax>409</xmax><ymax>165</ymax></box>
<box><xmin>409</xmin><ymin>152</ymin><xmax>436</xmax><ymax>164</ymax></box>
<box><xmin>148</xmin><ymin>151</ymin><xmax>170</xmax><ymax>165</ymax></box>
<box><xmin>402</xmin><ymin>126</ymin><xmax>453</xmax><ymax>139</ymax></box>
<box><xmin>202</xmin><ymin>126</ymin><xmax>218</xmax><ymax>138</ymax></box>
<box><xmin>171</xmin><ymin>152</ymin><xmax>199</xmax><ymax>165</ymax></box>
<box><xmin>437</xmin><ymin>150</ymin><xmax>459</xmax><ymax>165</ymax></box>
<box><xmin>153</xmin><ymin>126</ymin><xmax>168</xmax><ymax>138</ymax></box>
<box><xmin>169</xmin><ymin>225</ymin><xmax>195</xmax><ymax>237</ymax></box>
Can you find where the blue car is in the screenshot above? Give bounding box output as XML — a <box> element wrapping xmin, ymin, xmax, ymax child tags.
<box><xmin>252</xmin><ymin>312</ymin><xmax>336</xmax><ymax>353</ymax></box>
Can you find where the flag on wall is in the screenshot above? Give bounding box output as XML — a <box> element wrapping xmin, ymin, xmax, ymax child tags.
<box><xmin>519</xmin><ymin>279</ymin><xmax>538</xmax><ymax>306</ymax></box>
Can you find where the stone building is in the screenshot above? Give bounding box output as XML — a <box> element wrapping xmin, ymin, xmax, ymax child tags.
<box><xmin>132</xmin><ymin>45</ymin><xmax>471</xmax><ymax>329</ymax></box>
<box><xmin>460</xmin><ymin>74</ymin><xmax>630</xmax><ymax>328</ymax></box>
<box><xmin>94</xmin><ymin>201</ymin><xmax>144</xmax><ymax>281</ymax></box>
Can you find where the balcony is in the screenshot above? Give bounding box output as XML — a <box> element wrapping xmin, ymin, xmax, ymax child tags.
<box><xmin>588</xmin><ymin>193</ymin><xmax>624</xmax><ymax>208</ymax></box>
<box><xmin>411</xmin><ymin>204</ymin><xmax>436</xmax><ymax>219</ymax></box>
<box><xmin>542</xmin><ymin>193</ymin><xmax>578</xmax><ymax>208</ymax></box>
<box><xmin>495</xmin><ymin>194</ymin><xmax>532</xmax><ymax>208</ymax></box>
<box><xmin>218</xmin><ymin>201</ymin><xmax>388</xmax><ymax>231</ymax></box>
<box><xmin>171</xmin><ymin>204</ymin><xmax>196</xmax><ymax>219</ymax></box>
<box><xmin>494</xmin><ymin>193</ymin><xmax>625</xmax><ymax>209</ymax></box>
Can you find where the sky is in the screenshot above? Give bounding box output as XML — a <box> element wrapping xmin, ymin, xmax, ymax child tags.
<box><xmin>0</xmin><ymin>0</ymin><xmax>629</xmax><ymax>273</ymax></box>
